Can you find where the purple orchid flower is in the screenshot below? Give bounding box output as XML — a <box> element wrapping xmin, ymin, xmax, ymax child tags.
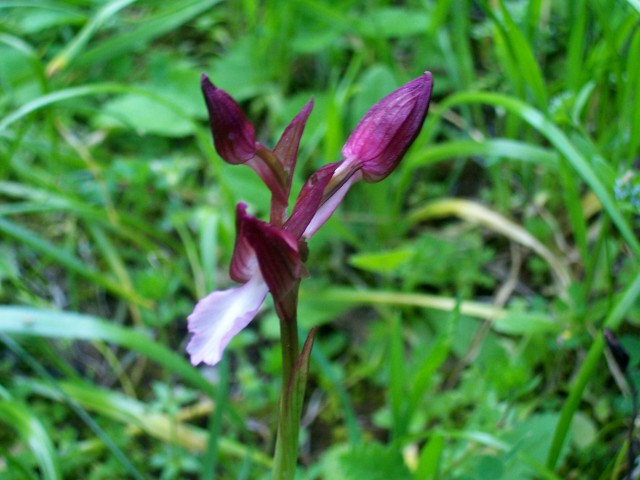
<box><xmin>188</xmin><ymin>72</ymin><xmax>433</xmax><ymax>366</ymax></box>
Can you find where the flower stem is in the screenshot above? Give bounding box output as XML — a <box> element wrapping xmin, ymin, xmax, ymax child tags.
<box><xmin>272</xmin><ymin>287</ymin><xmax>301</xmax><ymax>480</ymax></box>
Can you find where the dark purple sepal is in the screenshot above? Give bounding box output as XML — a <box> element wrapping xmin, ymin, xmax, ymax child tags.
<box><xmin>274</xmin><ymin>99</ymin><xmax>314</xmax><ymax>186</ymax></box>
<box><xmin>235</xmin><ymin>205</ymin><xmax>306</xmax><ymax>301</ymax></box>
<box><xmin>201</xmin><ymin>74</ymin><xmax>257</xmax><ymax>164</ymax></box>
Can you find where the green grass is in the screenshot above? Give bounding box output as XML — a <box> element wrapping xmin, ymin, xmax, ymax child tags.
<box><xmin>1</xmin><ymin>0</ymin><xmax>639</xmax><ymax>478</ymax></box>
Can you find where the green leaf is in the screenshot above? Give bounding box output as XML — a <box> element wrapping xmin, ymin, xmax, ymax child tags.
<box><xmin>493</xmin><ymin>310</ymin><xmax>559</xmax><ymax>335</ymax></box>
<box><xmin>503</xmin><ymin>413</ymin><xmax>565</xmax><ymax>478</ymax></box>
<box><xmin>547</xmin><ymin>272</ymin><xmax>640</xmax><ymax>469</ymax></box>
<box><xmin>414</xmin><ymin>433</ymin><xmax>444</xmax><ymax>480</ymax></box>
<box><xmin>570</xmin><ymin>412</ymin><xmax>597</xmax><ymax>450</ymax></box>
<box><xmin>0</xmin><ymin>217</ymin><xmax>151</xmax><ymax>306</ymax></box>
<box><xmin>356</xmin><ymin>8</ymin><xmax>429</xmax><ymax>39</ymax></box>
<box><xmin>46</xmin><ymin>0</ymin><xmax>137</xmax><ymax>75</ymax></box>
<box><xmin>349</xmin><ymin>247</ymin><xmax>413</xmax><ymax>274</ymax></box>
<box><xmin>404</xmin><ymin>138</ymin><xmax>559</xmax><ymax>170</ymax></box>
<box><xmin>389</xmin><ymin>315</ymin><xmax>406</xmax><ymax>441</ymax></box>
<box><xmin>96</xmin><ymin>93</ymin><xmax>194</xmax><ymax>137</ymax></box>
<box><xmin>493</xmin><ymin>0</ymin><xmax>548</xmax><ymax>108</ymax></box>
<box><xmin>339</xmin><ymin>443</ymin><xmax>411</xmax><ymax>480</ymax></box>
<box><xmin>0</xmin><ymin>400</ymin><xmax>61</xmax><ymax>480</ymax></box>
<box><xmin>317</xmin><ymin>287</ymin><xmax>555</xmax><ymax>327</ymax></box>
<box><xmin>624</xmin><ymin>0</ymin><xmax>640</xmax><ymax>14</ymax></box>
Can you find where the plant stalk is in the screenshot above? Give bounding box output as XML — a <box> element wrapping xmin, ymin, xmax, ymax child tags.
<box><xmin>272</xmin><ymin>287</ymin><xmax>301</xmax><ymax>480</ymax></box>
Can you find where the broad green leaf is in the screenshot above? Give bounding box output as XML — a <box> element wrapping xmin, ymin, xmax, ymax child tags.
<box><xmin>349</xmin><ymin>247</ymin><xmax>413</xmax><ymax>274</ymax></box>
<box><xmin>570</xmin><ymin>412</ymin><xmax>597</xmax><ymax>450</ymax></box>
<box><xmin>356</xmin><ymin>8</ymin><xmax>429</xmax><ymax>39</ymax></box>
<box><xmin>339</xmin><ymin>442</ymin><xmax>411</xmax><ymax>480</ymax></box>
<box><xmin>96</xmin><ymin>93</ymin><xmax>194</xmax><ymax>137</ymax></box>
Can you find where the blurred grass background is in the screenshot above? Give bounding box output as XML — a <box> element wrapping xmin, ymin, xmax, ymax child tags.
<box><xmin>1</xmin><ymin>0</ymin><xmax>639</xmax><ymax>478</ymax></box>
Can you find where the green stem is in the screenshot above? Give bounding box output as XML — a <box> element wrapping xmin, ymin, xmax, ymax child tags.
<box><xmin>272</xmin><ymin>287</ymin><xmax>301</xmax><ymax>480</ymax></box>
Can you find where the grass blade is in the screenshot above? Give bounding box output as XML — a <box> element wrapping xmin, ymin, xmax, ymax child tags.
<box><xmin>18</xmin><ymin>378</ymin><xmax>272</xmax><ymax>468</ymax></box>
<box><xmin>427</xmin><ymin>91</ymin><xmax>640</xmax><ymax>257</ymax></box>
<box><xmin>408</xmin><ymin>198</ymin><xmax>572</xmax><ymax>292</ymax></box>
<box><xmin>46</xmin><ymin>0</ymin><xmax>137</xmax><ymax>76</ymax></box>
<box><xmin>0</xmin><ymin>306</ymin><xmax>215</xmax><ymax>398</ymax></box>
<box><xmin>312</xmin><ymin>287</ymin><xmax>557</xmax><ymax>335</ymax></box>
<box><xmin>75</xmin><ymin>0</ymin><xmax>221</xmax><ymax>68</ymax></box>
<box><xmin>546</xmin><ymin>270</ymin><xmax>640</xmax><ymax>470</ymax></box>
<box><xmin>0</xmin><ymin>400</ymin><xmax>61</xmax><ymax>480</ymax></box>
<box><xmin>0</xmin><ymin>217</ymin><xmax>151</xmax><ymax>307</ymax></box>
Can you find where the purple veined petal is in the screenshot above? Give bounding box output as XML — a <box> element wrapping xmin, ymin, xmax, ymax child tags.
<box><xmin>285</xmin><ymin>158</ymin><xmax>363</xmax><ymax>240</ymax></box>
<box><xmin>302</xmin><ymin>166</ymin><xmax>362</xmax><ymax>239</ymax></box>
<box><xmin>186</xmin><ymin>273</ymin><xmax>269</xmax><ymax>366</ymax></box>
<box><xmin>341</xmin><ymin>71</ymin><xmax>433</xmax><ymax>182</ymax></box>
<box><xmin>241</xmin><ymin>208</ymin><xmax>306</xmax><ymax>300</ymax></box>
<box><xmin>284</xmin><ymin>162</ymin><xmax>340</xmax><ymax>238</ymax></box>
<box><xmin>201</xmin><ymin>74</ymin><xmax>257</xmax><ymax>165</ymax></box>
<box><xmin>229</xmin><ymin>203</ymin><xmax>259</xmax><ymax>283</ymax></box>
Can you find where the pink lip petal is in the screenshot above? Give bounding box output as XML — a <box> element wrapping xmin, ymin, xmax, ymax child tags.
<box><xmin>186</xmin><ymin>273</ymin><xmax>269</xmax><ymax>366</ymax></box>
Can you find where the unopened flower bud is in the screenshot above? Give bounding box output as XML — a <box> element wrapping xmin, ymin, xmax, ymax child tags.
<box><xmin>342</xmin><ymin>72</ymin><xmax>433</xmax><ymax>182</ymax></box>
<box><xmin>201</xmin><ymin>74</ymin><xmax>257</xmax><ymax>164</ymax></box>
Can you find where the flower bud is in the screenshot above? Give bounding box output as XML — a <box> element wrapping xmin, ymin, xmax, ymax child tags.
<box><xmin>341</xmin><ymin>72</ymin><xmax>433</xmax><ymax>182</ymax></box>
<box><xmin>201</xmin><ymin>74</ymin><xmax>257</xmax><ymax>164</ymax></box>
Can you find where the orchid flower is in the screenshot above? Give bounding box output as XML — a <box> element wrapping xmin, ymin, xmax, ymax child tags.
<box><xmin>187</xmin><ymin>72</ymin><xmax>433</xmax><ymax>366</ymax></box>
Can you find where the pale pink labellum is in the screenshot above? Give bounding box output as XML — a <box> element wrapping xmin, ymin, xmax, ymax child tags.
<box><xmin>187</xmin><ymin>205</ymin><xmax>306</xmax><ymax>366</ymax></box>
<box><xmin>187</xmin><ymin>272</ymin><xmax>268</xmax><ymax>366</ymax></box>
